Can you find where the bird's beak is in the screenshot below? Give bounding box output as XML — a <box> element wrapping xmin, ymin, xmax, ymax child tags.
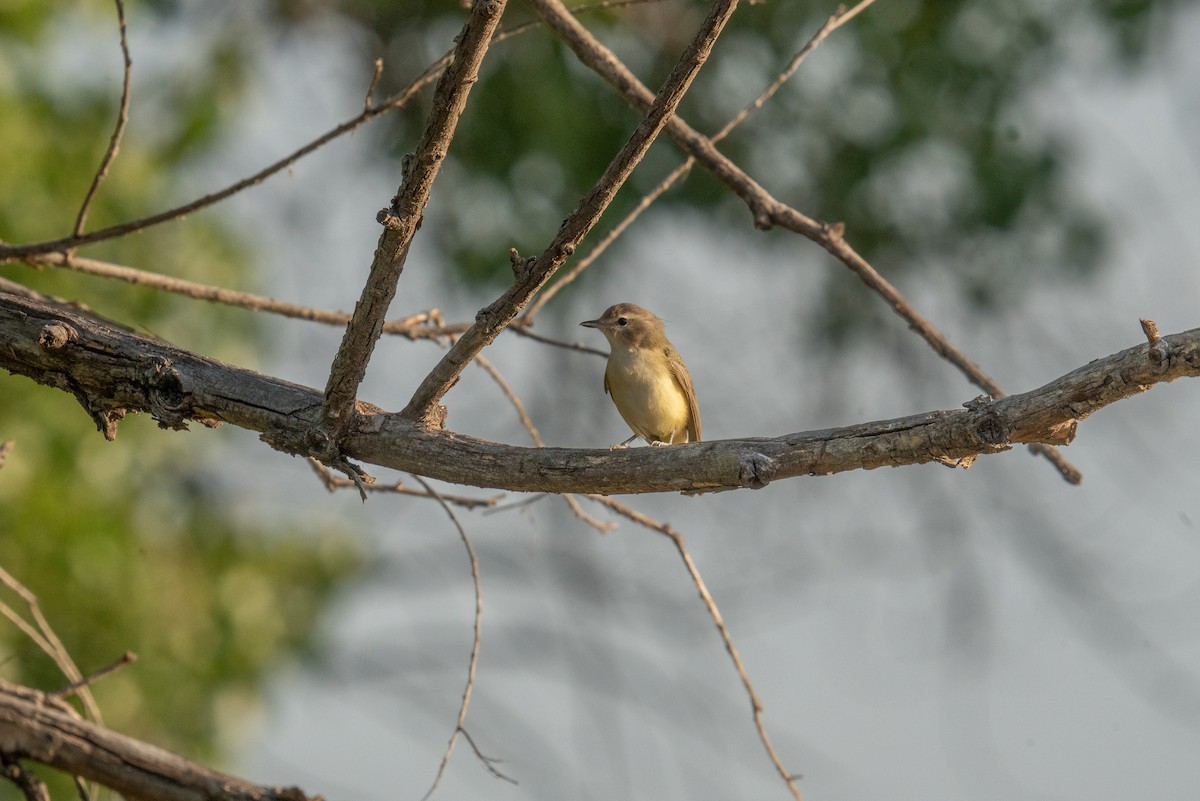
<box><xmin>580</xmin><ymin>318</ymin><xmax>602</xmax><ymax>329</ymax></box>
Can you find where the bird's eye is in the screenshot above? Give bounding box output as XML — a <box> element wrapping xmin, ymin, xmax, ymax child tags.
<box><xmin>617</xmin><ymin>317</ymin><xmax>628</xmax><ymax>326</ymax></box>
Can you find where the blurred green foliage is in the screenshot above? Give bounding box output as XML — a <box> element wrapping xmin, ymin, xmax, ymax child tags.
<box><xmin>0</xmin><ymin>1</ymin><xmax>362</xmax><ymax>793</ymax></box>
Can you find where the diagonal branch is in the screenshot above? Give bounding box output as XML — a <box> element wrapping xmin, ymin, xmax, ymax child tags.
<box><xmin>589</xmin><ymin>496</ymin><xmax>803</xmax><ymax>799</ymax></box>
<box><xmin>0</xmin><ymin>2</ymin><xmax>653</xmax><ymax>265</ymax></box>
<box><xmin>3</xmin><ymin>285</ymin><xmax>1192</xmax><ymax>495</ymax></box>
<box><xmin>0</xmin><ymin>679</ymin><xmax>318</xmax><ymax>801</ymax></box>
<box><xmin>72</xmin><ymin>0</ymin><xmax>132</xmax><ymax>240</ymax></box>
<box><xmin>317</xmin><ymin>0</ymin><xmax>509</xmax><ymax>442</ymax></box>
<box><xmin>521</xmin><ymin>0</ymin><xmax>877</xmax><ymax>324</ymax></box>
<box><xmin>399</xmin><ymin>0</ymin><xmax>743</xmax><ymax>426</ymax></box>
<box><xmin>524</xmin><ymin>0</ymin><xmax>1080</xmax><ymax>483</ymax></box>
<box><xmin>0</xmin><ymin>60</ymin><xmax>448</xmax><ymax>264</ymax></box>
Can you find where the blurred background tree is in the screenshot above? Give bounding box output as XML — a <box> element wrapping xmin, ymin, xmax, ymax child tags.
<box><xmin>0</xmin><ymin>2</ymin><xmax>361</xmax><ymax>795</ymax></box>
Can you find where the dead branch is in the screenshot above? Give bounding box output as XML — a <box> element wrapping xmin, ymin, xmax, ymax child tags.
<box><xmin>2</xmin><ymin>285</ymin><xmax>1194</xmax><ymax>494</ymax></box>
<box><xmin>16</xmin><ymin>252</ymin><xmax>453</xmax><ymax>339</ymax></box>
<box><xmin>520</xmin><ymin>0</ymin><xmax>878</xmax><ymax>325</ymax></box>
<box><xmin>318</xmin><ymin>0</ymin><xmax>510</xmax><ymax>442</ymax></box>
<box><xmin>0</xmin><ymin>679</ymin><xmax>318</xmax><ymax>801</ymax></box>
<box><xmin>589</xmin><ymin>495</ymin><xmax>803</xmax><ymax>799</ymax></box>
<box><xmin>525</xmin><ymin>0</ymin><xmax>1080</xmax><ymax>483</ymax></box>
<box><xmin>397</xmin><ymin>0</ymin><xmax>742</xmax><ymax>427</ymax></box>
<box><xmin>0</xmin><ymin>566</ymin><xmax>104</xmax><ymax>726</ymax></box>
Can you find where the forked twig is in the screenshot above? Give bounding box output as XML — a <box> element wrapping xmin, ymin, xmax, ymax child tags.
<box><xmin>319</xmin><ymin>0</ymin><xmax>509</xmax><ymax>438</ymax></box>
<box><xmin>0</xmin><ymin>52</ymin><xmax>448</xmax><ymax>263</ymax></box>
<box><xmin>526</xmin><ymin>0</ymin><xmax>1080</xmax><ymax>484</ymax></box>
<box><xmin>0</xmin><ymin>566</ymin><xmax>103</xmax><ymax>725</ymax></box>
<box><xmin>0</xmin><ymin>755</ymin><xmax>51</xmax><ymax>801</ymax></box>
<box><xmin>413</xmin><ymin>476</ymin><xmax>491</xmax><ymax>799</ymax></box>
<box><xmin>0</xmin><ymin>1</ymin><xmax>660</xmax><ymax>265</ymax></box>
<box><xmin>588</xmin><ymin>495</ymin><xmax>803</xmax><ymax>800</ymax></box>
<box><xmin>400</xmin><ymin>0</ymin><xmax>742</xmax><ymax>425</ymax></box>
<box><xmin>522</xmin><ymin>0</ymin><xmax>878</xmax><ymax>324</ymax></box>
<box><xmin>307</xmin><ymin>458</ymin><xmax>502</xmax><ymax>509</ymax></box>
<box><xmin>472</xmin><ymin>350</ymin><xmax>615</xmax><ymax>532</ymax></box>
<box><xmin>49</xmin><ymin>651</ymin><xmax>137</xmax><ymax>700</ymax></box>
<box><xmin>459</xmin><ymin>727</ymin><xmax>518</xmax><ymax>786</ymax></box>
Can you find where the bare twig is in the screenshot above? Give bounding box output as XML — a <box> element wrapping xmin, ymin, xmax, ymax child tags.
<box><xmin>529</xmin><ymin>0</ymin><xmax>1080</xmax><ymax>483</ymax></box>
<box><xmin>472</xmin><ymin>350</ymin><xmax>616</xmax><ymax>532</ymax></box>
<box><xmin>400</xmin><ymin>0</ymin><xmax>742</xmax><ymax>425</ymax></box>
<box><xmin>18</xmin><ymin>252</ymin><xmax>453</xmax><ymax>339</ymax></box>
<box><xmin>0</xmin><ymin>51</ymin><xmax>449</xmax><ymax>263</ymax></box>
<box><xmin>0</xmin><ymin>679</ymin><xmax>320</xmax><ymax>801</ymax></box>
<box><xmin>49</xmin><ymin>651</ymin><xmax>138</xmax><ymax>701</ymax></box>
<box><xmin>363</xmin><ymin>57</ymin><xmax>384</xmax><ymax>111</ymax></box>
<box><xmin>0</xmin><ymin>566</ymin><xmax>102</xmax><ymax>725</ymax></box>
<box><xmin>0</xmin><ymin>1</ymin><xmax>657</xmax><ymax>265</ymax></box>
<box><xmin>413</xmin><ymin>476</ymin><xmax>489</xmax><ymax>799</ymax></box>
<box><xmin>306</xmin><ymin>458</ymin><xmax>502</xmax><ymax>508</ymax></box>
<box><xmin>588</xmin><ymin>496</ymin><xmax>803</xmax><ymax>800</ymax></box>
<box><xmin>474</xmin><ymin>353</ymin><xmax>543</xmax><ymax>445</ymax></box>
<box><xmin>522</xmin><ymin>0</ymin><xmax>877</xmax><ymax>324</ymax></box>
<box><xmin>318</xmin><ymin>0</ymin><xmax>509</xmax><ymax>442</ymax></box>
<box><xmin>459</xmin><ymin>727</ymin><xmax>518</xmax><ymax>786</ymax></box>
<box><xmin>507</xmin><ymin>325</ymin><xmax>607</xmax><ymax>357</ymax></box>
<box><xmin>0</xmin><ymin>755</ymin><xmax>51</xmax><ymax>801</ymax></box>
<box><xmin>72</xmin><ymin>0</ymin><xmax>132</xmax><ymax>239</ymax></box>
<box><xmin>0</xmin><ymin>441</ymin><xmax>12</xmax><ymax>472</ymax></box>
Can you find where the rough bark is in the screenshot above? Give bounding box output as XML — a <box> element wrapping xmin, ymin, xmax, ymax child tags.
<box><xmin>0</xmin><ymin>680</ymin><xmax>318</xmax><ymax>801</ymax></box>
<box><xmin>2</xmin><ymin>283</ymin><xmax>1197</xmax><ymax>494</ymax></box>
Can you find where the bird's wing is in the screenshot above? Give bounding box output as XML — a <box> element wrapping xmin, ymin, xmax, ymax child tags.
<box><xmin>668</xmin><ymin>352</ymin><xmax>702</xmax><ymax>442</ymax></box>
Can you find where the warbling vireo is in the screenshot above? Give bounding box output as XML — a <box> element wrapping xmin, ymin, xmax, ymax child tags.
<box><xmin>580</xmin><ymin>303</ymin><xmax>701</xmax><ymax>446</ymax></box>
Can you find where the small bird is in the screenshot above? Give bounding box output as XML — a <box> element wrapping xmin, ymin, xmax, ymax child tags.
<box><xmin>580</xmin><ymin>303</ymin><xmax>701</xmax><ymax>446</ymax></box>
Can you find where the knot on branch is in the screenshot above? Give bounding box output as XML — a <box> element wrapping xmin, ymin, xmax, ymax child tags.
<box><xmin>475</xmin><ymin>299</ymin><xmax>508</xmax><ymax>332</ymax></box>
<box><xmin>144</xmin><ymin>358</ymin><xmax>192</xmax><ymax>430</ymax></box>
<box><xmin>1141</xmin><ymin>319</ymin><xmax>1170</xmax><ymax>366</ymax></box>
<box><xmin>738</xmin><ymin>452</ymin><xmax>777</xmax><ymax>489</ymax></box>
<box><xmin>823</xmin><ymin>220</ymin><xmax>846</xmax><ymax>240</ymax></box>
<box><xmin>509</xmin><ymin>248</ymin><xmax>536</xmax><ymax>281</ymax></box>
<box><xmin>970</xmin><ymin>402</ymin><xmax>1009</xmax><ymax>446</ymax></box>
<box><xmin>38</xmin><ymin>322</ymin><xmax>77</xmax><ymax>350</ymax></box>
<box><xmin>305</xmin><ymin>426</ymin><xmax>337</xmax><ymax>462</ymax></box>
<box><xmin>93</xmin><ymin>408</ymin><xmax>126</xmax><ymax>442</ymax></box>
<box><xmin>420</xmin><ymin>403</ymin><xmax>449</xmax><ymax>431</ymax></box>
<box><xmin>376</xmin><ymin>207</ymin><xmax>405</xmax><ymax>231</ymax></box>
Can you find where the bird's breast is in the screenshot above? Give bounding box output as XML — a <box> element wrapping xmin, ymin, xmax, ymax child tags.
<box><xmin>605</xmin><ymin>346</ymin><xmax>690</xmax><ymax>442</ymax></box>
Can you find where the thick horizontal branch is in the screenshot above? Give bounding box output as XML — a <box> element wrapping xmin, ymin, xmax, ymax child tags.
<box><xmin>0</xmin><ymin>679</ymin><xmax>316</xmax><ymax>801</ymax></box>
<box><xmin>1</xmin><ymin>285</ymin><xmax>1195</xmax><ymax>494</ymax></box>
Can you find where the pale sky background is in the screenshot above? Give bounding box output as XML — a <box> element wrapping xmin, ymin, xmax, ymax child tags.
<box><xmin>40</xmin><ymin>2</ymin><xmax>1200</xmax><ymax>800</ymax></box>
